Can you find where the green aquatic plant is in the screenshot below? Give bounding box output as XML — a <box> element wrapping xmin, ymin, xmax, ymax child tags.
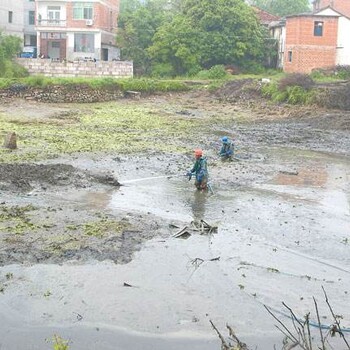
<box><xmin>83</xmin><ymin>218</ymin><xmax>129</xmax><ymax>238</ymax></box>
<box><xmin>0</xmin><ymin>205</ymin><xmax>39</xmax><ymax>234</ymax></box>
<box><xmin>0</xmin><ymin>102</ymin><xmax>196</xmax><ymax>163</ymax></box>
<box><xmin>52</xmin><ymin>335</ymin><xmax>69</xmax><ymax>350</ymax></box>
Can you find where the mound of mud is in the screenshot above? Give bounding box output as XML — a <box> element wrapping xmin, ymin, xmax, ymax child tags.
<box><xmin>213</xmin><ymin>79</ymin><xmax>262</xmax><ymax>102</ymax></box>
<box><xmin>0</xmin><ymin>163</ymin><xmax>120</xmax><ymax>192</ymax></box>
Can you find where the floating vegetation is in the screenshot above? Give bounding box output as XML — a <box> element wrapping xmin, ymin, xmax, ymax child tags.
<box><xmin>0</xmin><ymin>102</ymin><xmax>197</xmax><ymax>163</ymax></box>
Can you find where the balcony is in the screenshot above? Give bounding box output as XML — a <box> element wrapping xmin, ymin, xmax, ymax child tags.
<box><xmin>37</xmin><ymin>19</ymin><xmax>66</xmax><ymax>27</ymax></box>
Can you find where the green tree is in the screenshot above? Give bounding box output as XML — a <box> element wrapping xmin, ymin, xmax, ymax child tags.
<box><xmin>0</xmin><ymin>31</ymin><xmax>22</xmax><ymax>61</ymax></box>
<box><xmin>117</xmin><ymin>0</ymin><xmax>180</xmax><ymax>75</ymax></box>
<box><xmin>0</xmin><ymin>31</ymin><xmax>23</xmax><ymax>77</ymax></box>
<box><xmin>148</xmin><ymin>16</ymin><xmax>202</xmax><ymax>76</ymax></box>
<box><xmin>149</xmin><ymin>0</ymin><xmax>267</xmax><ymax>76</ymax></box>
<box><xmin>250</xmin><ymin>0</ymin><xmax>310</xmax><ymax>16</ymax></box>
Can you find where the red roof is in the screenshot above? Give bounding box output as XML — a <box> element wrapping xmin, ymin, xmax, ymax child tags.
<box><xmin>252</xmin><ymin>6</ymin><xmax>281</xmax><ymax>25</ymax></box>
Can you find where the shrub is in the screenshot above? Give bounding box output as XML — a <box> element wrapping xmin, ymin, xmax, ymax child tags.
<box><xmin>278</xmin><ymin>73</ymin><xmax>315</xmax><ymax>91</ymax></box>
<box><xmin>260</xmin><ymin>81</ymin><xmax>278</xmax><ymax>97</ymax></box>
<box><xmin>0</xmin><ymin>61</ymin><xmax>28</xmax><ymax>78</ymax></box>
<box><xmin>25</xmin><ymin>75</ymin><xmax>49</xmax><ymax>87</ymax></box>
<box><xmin>196</xmin><ymin>65</ymin><xmax>228</xmax><ymax>79</ymax></box>
<box><xmin>261</xmin><ymin>81</ymin><xmax>312</xmax><ymax>105</ymax></box>
<box><xmin>335</xmin><ymin>65</ymin><xmax>350</xmax><ymax>80</ymax></box>
<box><xmin>286</xmin><ymin>86</ymin><xmax>308</xmax><ymax>104</ymax></box>
<box><xmin>151</xmin><ymin>63</ymin><xmax>176</xmax><ymax>78</ymax></box>
<box><xmin>0</xmin><ymin>79</ymin><xmax>12</xmax><ymax>89</ymax></box>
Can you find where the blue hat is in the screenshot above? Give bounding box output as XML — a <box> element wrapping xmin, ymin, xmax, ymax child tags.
<box><xmin>221</xmin><ymin>136</ymin><xmax>228</xmax><ymax>142</ymax></box>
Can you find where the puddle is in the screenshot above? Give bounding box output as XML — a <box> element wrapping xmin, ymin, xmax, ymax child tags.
<box><xmin>274</xmin><ymin>167</ymin><xmax>328</xmax><ymax>187</ymax></box>
<box><xmin>109</xmin><ymin>177</ymin><xmax>219</xmax><ymax>222</ymax></box>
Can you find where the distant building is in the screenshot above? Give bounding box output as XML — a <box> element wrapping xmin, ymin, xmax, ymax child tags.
<box><xmin>0</xmin><ymin>0</ymin><xmax>37</xmax><ymax>51</ymax></box>
<box><xmin>35</xmin><ymin>0</ymin><xmax>120</xmax><ymax>61</ymax></box>
<box><xmin>269</xmin><ymin>19</ymin><xmax>286</xmax><ymax>69</ymax></box>
<box><xmin>269</xmin><ymin>0</ymin><xmax>350</xmax><ymax>73</ymax></box>
<box><xmin>24</xmin><ymin>0</ymin><xmax>37</xmax><ymax>47</ymax></box>
<box><xmin>313</xmin><ymin>0</ymin><xmax>350</xmax><ymax>17</ymax></box>
<box><xmin>252</xmin><ymin>6</ymin><xmax>281</xmax><ymax>27</ymax></box>
<box><xmin>0</xmin><ymin>0</ymin><xmax>25</xmax><ymax>38</ymax></box>
<box><xmin>284</xmin><ymin>7</ymin><xmax>350</xmax><ymax>73</ymax></box>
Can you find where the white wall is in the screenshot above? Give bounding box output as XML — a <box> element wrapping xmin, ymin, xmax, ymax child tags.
<box><xmin>336</xmin><ymin>16</ymin><xmax>350</xmax><ymax>65</ymax></box>
<box><xmin>317</xmin><ymin>7</ymin><xmax>350</xmax><ymax>65</ymax></box>
<box><xmin>37</xmin><ymin>2</ymin><xmax>67</xmax><ymax>22</ymax></box>
<box><xmin>0</xmin><ymin>0</ymin><xmax>24</xmax><ymax>37</ymax></box>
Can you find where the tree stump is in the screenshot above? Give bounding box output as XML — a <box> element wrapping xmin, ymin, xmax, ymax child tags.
<box><xmin>3</xmin><ymin>132</ymin><xmax>17</xmax><ymax>149</ymax></box>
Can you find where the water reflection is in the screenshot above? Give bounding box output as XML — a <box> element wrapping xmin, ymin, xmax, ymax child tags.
<box><xmin>190</xmin><ymin>190</ymin><xmax>207</xmax><ymax>220</ymax></box>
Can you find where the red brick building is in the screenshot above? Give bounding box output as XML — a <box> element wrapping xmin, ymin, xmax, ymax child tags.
<box><xmin>35</xmin><ymin>0</ymin><xmax>120</xmax><ymax>61</ymax></box>
<box><xmin>284</xmin><ymin>13</ymin><xmax>339</xmax><ymax>73</ymax></box>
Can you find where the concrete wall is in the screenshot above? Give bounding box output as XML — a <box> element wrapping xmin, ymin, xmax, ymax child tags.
<box><xmin>17</xmin><ymin>58</ymin><xmax>133</xmax><ymax>78</ymax></box>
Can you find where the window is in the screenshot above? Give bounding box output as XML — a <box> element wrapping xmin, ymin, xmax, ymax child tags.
<box><xmin>288</xmin><ymin>51</ymin><xmax>292</xmax><ymax>62</ymax></box>
<box><xmin>73</xmin><ymin>3</ymin><xmax>93</xmax><ymax>20</ymax></box>
<box><xmin>48</xmin><ymin>6</ymin><xmax>61</xmax><ymax>24</ymax></box>
<box><xmin>74</xmin><ymin>33</ymin><xmax>94</xmax><ymax>53</ymax></box>
<box><xmin>29</xmin><ymin>11</ymin><xmax>35</xmax><ymax>25</ymax></box>
<box><xmin>314</xmin><ymin>21</ymin><xmax>323</xmax><ymax>36</ymax></box>
<box><xmin>29</xmin><ymin>35</ymin><xmax>36</xmax><ymax>46</ymax></box>
<box><xmin>8</xmin><ymin>11</ymin><xmax>13</xmax><ymax>23</ymax></box>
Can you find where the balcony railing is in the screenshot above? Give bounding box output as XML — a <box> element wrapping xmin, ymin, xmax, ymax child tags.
<box><xmin>37</xmin><ymin>19</ymin><xmax>66</xmax><ymax>27</ymax></box>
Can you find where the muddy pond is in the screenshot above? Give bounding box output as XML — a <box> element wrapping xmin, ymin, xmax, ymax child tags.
<box><xmin>0</xmin><ymin>96</ymin><xmax>350</xmax><ymax>350</ymax></box>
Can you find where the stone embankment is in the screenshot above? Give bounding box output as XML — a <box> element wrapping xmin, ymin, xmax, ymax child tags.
<box><xmin>0</xmin><ymin>84</ymin><xmax>123</xmax><ymax>103</ymax></box>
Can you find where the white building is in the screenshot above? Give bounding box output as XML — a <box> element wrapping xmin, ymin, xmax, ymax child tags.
<box><xmin>0</xmin><ymin>0</ymin><xmax>37</xmax><ymax>50</ymax></box>
<box><xmin>0</xmin><ymin>0</ymin><xmax>25</xmax><ymax>38</ymax></box>
<box><xmin>23</xmin><ymin>0</ymin><xmax>37</xmax><ymax>47</ymax></box>
<box><xmin>269</xmin><ymin>19</ymin><xmax>286</xmax><ymax>69</ymax></box>
<box><xmin>35</xmin><ymin>0</ymin><xmax>120</xmax><ymax>61</ymax></box>
<box><xmin>315</xmin><ymin>7</ymin><xmax>350</xmax><ymax>66</ymax></box>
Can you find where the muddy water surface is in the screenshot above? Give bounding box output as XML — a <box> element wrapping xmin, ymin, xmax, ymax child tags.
<box><xmin>0</xmin><ymin>147</ymin><xmax>349</xmax><ymax>350</ymax></box>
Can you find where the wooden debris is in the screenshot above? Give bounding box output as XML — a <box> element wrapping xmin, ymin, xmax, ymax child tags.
<box><xmin>173</xmin><ymin>220</ymin><xmax>218</xmax><ymax>238</ymax></box>
<box><xmin>173</xmin><ymin>226</ymin><xmax>191</xmax><ymax>239</ymax></box>
<box><xmin>191</xmin><ymin>220</ymin><xmax>218</xmax><ymax>235</ymax></box>
<box><xmin>3</xmin><ymin>132</ymin><xmax>17</xmax><ymax>149</ymax></box>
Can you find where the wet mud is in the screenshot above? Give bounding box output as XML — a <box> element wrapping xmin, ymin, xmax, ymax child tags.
<box><xmin>0</xmin><ymin>93</ymin><xmax>349</xmax><ymax>349</ymax></box>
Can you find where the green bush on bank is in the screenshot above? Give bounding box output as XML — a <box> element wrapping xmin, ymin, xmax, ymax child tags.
<box><xmin>261</xmin><ymin>81</ymin><xmax>316</xmax><ymax>105</ymax></box>
<box><xmin>196</xmin><ymin>65</ymin><xmax>228</xmax><ymax>80</ymax></box>
<box><xmin>311</xmin><ymin>65</ymin><xmax>350</xmax><ymax>81</ymax></box>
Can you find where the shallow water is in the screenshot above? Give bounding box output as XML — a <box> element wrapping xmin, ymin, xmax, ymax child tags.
<box><xmin>1</xmin><ymin>147</ymin><xmax>349</xmax><ymax>349</ymax></box>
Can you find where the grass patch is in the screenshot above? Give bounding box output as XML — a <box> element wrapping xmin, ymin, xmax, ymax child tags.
<box><xmin>0</xmin><ymin>77</ymin><xmax>190</xmax><ymax>93</ymax></box>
